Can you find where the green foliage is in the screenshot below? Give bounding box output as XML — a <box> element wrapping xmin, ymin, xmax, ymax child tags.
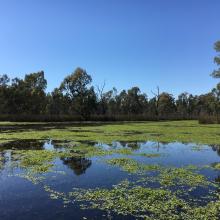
<box><xmin>211</xmin><ymin>163</ymin><xmax>220</xmax><ymax>170</ymax></box>
<box><xmin>69</xmin><ymin>180</ymin><xmax>188</xmax><ymax>219</ymax></box>
<box><xmin>106</xmin><ymin>158</ymin><xmax>142</xmax><ymax>173</ymax></box>
<box><xmin>15</xmin><ymin>150</ymin><xmax>56</xmax><ymax>173</ymax></box>
<box><xmin>105</xmin><ymin>158</ymin><xmax>211</xmax><ymax>190</ymax></box>
<box><xmin>1</xmin><ymin>65</ymin><xmax>220</xmax><ymax>120</ymax></box>
<box><xmin>106</xmin><ymin>158</ymin><xmax>160</xmax><ymax>173</ymax></box>
<box><xmin>67</xmin><ymin>180</ymin><xmax>220</xmax><ymax>219</ymax></box>
<box><xmin>0</xmin><ymin>71</ymin><xmax>47</xmax><ymax>114</ymax></box>
<box><xmin>59</xmin><ymin>67</ymin><xmax>96</xmax><ymax>119</ymax></box>
<box><xmin>0</xmin><ymin>154</ymin><xmax>4</xmax><ymax>169</ymax></box>
<box><xmin>158</xmin><ymin>167</ymin><xmax>210</xmax><ymax>189</ymax></box>
<box><xmin>211</xmin><ymin>41</ymin><xmax>220</xmax><ymax>78</ymax></box>
<box><xmin>0</xmin><ymin>64</ymin><xmax>217</xmax><ymax>122</ymax></box>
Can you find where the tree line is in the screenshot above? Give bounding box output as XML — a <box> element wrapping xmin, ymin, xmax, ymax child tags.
<box><xmin>0</xmin><ymin>41</ymin><xmax>219</xmax><ymax>122</ymax></box>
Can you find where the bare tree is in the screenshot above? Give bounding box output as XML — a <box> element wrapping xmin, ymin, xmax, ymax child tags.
<box><xmin>96</xmin><ymin>81</ymin><xmax>106</xmax><ymax>114</ymax></box>
<box><xmin>151</xmin><ymin>86</ymin><xmax>161</xmax><ymax>120</ymax></box>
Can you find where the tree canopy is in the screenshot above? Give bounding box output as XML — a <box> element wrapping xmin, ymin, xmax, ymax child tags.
<box><xmin>211</xmin><ymin>41</ymin><xmax>220</xmax><ymax>78</ymax></box>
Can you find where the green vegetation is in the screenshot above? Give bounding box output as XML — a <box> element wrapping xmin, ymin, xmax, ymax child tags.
<box><xmin>1</xmin><ymin>120</ymin><xmax>220</xmax><ymax>145</ymax></box>
<box><xmin>158</xmin><ymin>167</ymin><xmax>211</xmax><ymax>189</ymax></box>
<box><xmin>138</xmin><ymin>153</ymin><xmax>161</xmax><ymax>157</ymax></box>
<box><xmin>70</xmin><ymin>180</ymin><xmax>188</xmax><ymax>219</ymax></box>
<box><xmin>0</xmin><ymin>154</ymin><xmax>3</xmax><ymax>169</ymax></box>
<box><xmin>43</xmin><ymin>179</ymin><xmax>220</xmax><ymax>220</ymax></box>
<box><xmin>212</xmin><ymin>41</ymin><xmax>220</xmax><ymax>78</ymax></box>
<box><xmin>15</xmin><ymin>150</ymin><xmax>57</xmax><ymax>173</ymax></box>
<box><xmin>105</xmin><ymin>158</ymin><xmax>212</xmax><ymax>189</ymax></box>
<box><xmin>12</xmin><ymin>149</ymin><xmax>81</xmax><ymax>174</ymax></box>
<box><xmin>106</xmin><ymin>158</ymin><xmax>160</xmax><ymax>173</ymax></box>
<box><xmin>212</xmin><ymin>163</ymin><xmax>220</xmax><ymax>170</ymax></box>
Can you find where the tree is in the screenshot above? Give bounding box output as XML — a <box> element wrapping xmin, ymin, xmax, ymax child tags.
<box><xmin>24</xmin><ymin>71</ymin><xmax>47</xmax><ymax>114</ymax></box>
<box><xmin>47</xmin><ymin>88</ymin><xmax>70</xmax><ymax>115</ymax></box>
<box><xmin>0</xmin><ymin>74</ymin><xmax>10</xmax><ymax>86</ymax></box>
<box><xmin>211</xmin><ymin>41</ymin><xmax>220</xmax><ymax>78</ymax></box>
<box><xmin>157</xmin><ymin>92</ymin><xmax>176</xmax><ymax>116</ymax></box>
<box><xmin>5</xmin><ymin>71</ymin><xmax>47</xmax><ymax>114</ymax></box>
<box><xmin>126</xmin><ymin>87</ymin><xmax>147</xmax><ymax>114</ymax></box>
<box><xmin>96</xmin><ymin>81</ymin><xmax>107</xmax><ymax>115</ymax></box>
<box><xmin>0</xmin><ymin>74</ymin><xmax>10</xmax><ymax>113</ymax></box>
<box><xmin>212</xmin><ymin>83</ymin><xmax>220</xmax><ymax>100</ymax></box>
<box><xmin>176</xmin><ymin>92</ymin><xmax>195</xmax><ymax>117</ymax></box>
<box><xmin>117</xmin><ymin>89</ymin><xmax>128</xmax><ymax>114</ymax></box>
<box><xmin>101</xmin><ymin>87</ymin><xmax>118</xmax><ymax>115</ymax></box>
<box><xmin>60</xmin><ymin>67</ymin><xmax>96</xmax><ymax>119</ymax></box>
<box><xmin>211</xmin><ymin>83</ymin><xmax>220</xmax><ymax>117</ymax></box>
<box><xmin>151</xmin><ymin>86</ymin><xmax>161</xmax><ymax>120</ymax></box>
<box><xmin>197</xmin><ymin>93</ymin><xmax>217</xmax><ymax>115</ymax></box>
<box><xmin>24</xmin><ymin>71</ymin><xmax>47</xmax><ymax>91</ymax></box>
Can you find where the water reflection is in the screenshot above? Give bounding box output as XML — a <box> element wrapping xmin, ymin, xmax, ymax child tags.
<box><xmin>113</xmin><ymin>141</ymin><xmax>220</xmax><ymax>156</ymax></box>
<box><xmin>0</xmin><ymin>139</ymin><xmax>67</xmax><ymax>151</ymax></box>
<box><xmin>111</xmin><ymin>141</ymin><xmax>141</xmax><ymax>150</ymax></box>
<box><xmin>0</xmin><ymin>140</ymin><xmax>45</xmax><ymax>151</ymax></box>
<box><xmin>0</xmin><ymin>150</ymin><xmax>14</xmax><ymax>168</ymax></box>
<box><xmin>110</xmin><ymin>141</ymin><xmax>168</xmax><ymax>152</ymax></box>
<box><xmin>1</xmin><ymin>139</ymin><xmax>220</xmax><ymax>219</ymax></box>
<box><xmin>0</xmin><ymin>140</ymin><xmax>93</xmax><ymax>176</ymax></box>
<box><xmin>0</xmin><ymin>151</ymin><xmax>5</xmax><ymax>169</ymax></box>
<box><xmin>61</xmin><ymin>157</ymin><xmax>92</xmax><ymax>175</ymax></box>
<box><xmin>215</xmin><ymin>176</ymin><xmax>220</xmax><ymax>183</ymax></box>
<box><xmin>211</xmin><ymin>144</ymin><xmax>220</xmax><ymax>156</ymax></box>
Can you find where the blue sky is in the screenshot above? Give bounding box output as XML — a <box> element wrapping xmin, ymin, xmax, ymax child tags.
<box><xmin>0</xmin><ymin>0</ymin><xmax>220</xmax><ymax>97</ymax></box>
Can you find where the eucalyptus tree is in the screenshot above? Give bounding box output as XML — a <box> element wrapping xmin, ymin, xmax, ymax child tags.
<box><xmin>47</xmin><ymin>88</ymin><xmax>70</xmax><ymax>115</ymax></box>
<box><xmin>0</xmin><ymin>74</ymin><xmax>10</xmax><ymax>86</ymax></box>
<box><xmin>102</xmin><ymin>87</ymin><xmax>118</xmax><ymax>115</ymax></box>
<box><xmin>23</xmin><ymin>71</ymin><xmax>48</xmax><ymax>114</ymax></box>
<box><xmin>60</xmin><ymin>67</ymin><xmax>97</xmax><ymax>119</ymax></box>
<box><xmin>126</xmin><ymin>87</ymin><xmax>148</xmax><ymax>114</ymax></box>
<box><xmin>1</xmin><ymin>71</ymin><xmax>47</xmax><ymax>114</ymax></box>
<box><xmin>0</xmin><ymin>74</ymin><xmax>10</xmax><ymax>113</ymax></box>
<box><xmin>211</xmin><ymin>41</ymin><xmax>220</xmax><ymax>78</ymax></box>
<box><xmin>197</xmin><ymin>93</ymin><xmax>217</xmax><ymax>115</ymax></box>
<box><xmin>211</xmin><ymin>83</ymin><xmax>220</xmax><ymax>117</ymax></box>
<box><xmin>176</xmin><ymin>92</ymin><xmax>197</xmax><ymax>117</ymax></box>
<box><xmin>157</xmin><ymin>92</ymin><xmax>176</xmax><ymax>116</ymax></box>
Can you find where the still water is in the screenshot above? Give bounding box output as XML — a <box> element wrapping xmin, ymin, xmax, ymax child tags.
<box><xmin>0</xmin><ymin>140</ymin><xmax>220</xmax><ymax>219</ymax></box>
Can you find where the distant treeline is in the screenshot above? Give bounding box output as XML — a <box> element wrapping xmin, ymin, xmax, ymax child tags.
<box><xmin>0</xmin><ymin>68</ymin><xmax>219</xmax><ymax>122</ymax></box>
<box><xmin>0</xmin><ymin>41</ymin><xmax>220</xmax><ymax>123</ymax></box>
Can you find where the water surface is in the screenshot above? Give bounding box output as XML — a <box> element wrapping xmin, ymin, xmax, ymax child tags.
<box><xmin>0</xmin><ymin>140</ymin><xmax>220</xmax><ymax>219</ymax></box>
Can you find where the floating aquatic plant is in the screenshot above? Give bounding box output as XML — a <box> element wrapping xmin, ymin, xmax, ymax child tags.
<box><xmin>158</xmin><ymin>167</ymin><xmax>211</xmax><ymax>189</ymax></box>
<box><xmin>212</xmin><ymin>163</ymin><xmax>220</xmax><ymax>170</ymax></box>
<box><xmin>45</xmin><ymin>179</ymin><xmax>220</xmax><ymax>219</ymax></box>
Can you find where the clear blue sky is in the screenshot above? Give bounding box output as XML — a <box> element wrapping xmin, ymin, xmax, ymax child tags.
<box><xmin>0</xmin><ymin>0</ymin><xmax>220</xmax><ymax>97</ymax></box>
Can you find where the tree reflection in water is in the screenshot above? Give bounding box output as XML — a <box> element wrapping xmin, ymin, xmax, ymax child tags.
<box><xmin>0</xmin><ymin>140</ymin><xmax>45</xmax><ymax>151</ymax></box>
<box><xmin>211</xmin><ymin>144</ymin><xmax>220</xmax><ymax>156</ymax></box>
<box><xmin>62</xmin><ymin>157</ymin><xmax>92</xmax><ymax>175</ymax></box>
<box><xmin>215</xmin><ymin>176</ymin><xmax>220</xmax><ymax>183</ymax></box>
<box><xmin>0</xmin><ymin>151</ymin><xmax>5</xmax><ymax>170</ymax></box>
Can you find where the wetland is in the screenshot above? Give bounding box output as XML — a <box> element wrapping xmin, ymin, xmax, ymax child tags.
<box><xmin>0</xmin><ymin>121</ymin><xmax>220</xmax><ymax>219</ymax></box>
